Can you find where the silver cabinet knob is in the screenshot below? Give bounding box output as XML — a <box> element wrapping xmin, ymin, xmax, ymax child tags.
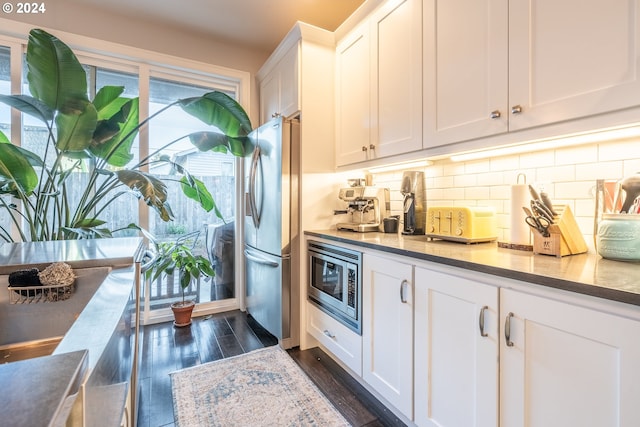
<box><xmin>369</xmin><ymin>144</ymin><xmax>375</xmax><ymax>150</ymax></box>
<box><xmin>490</xmin><ymin>110</ymin><xmax>501</xmax><ymax>119</ymax></box>
<box><xmin>362</xmin><ymin>146</ymin><xmax>368</xmax><ymax>152</ymax></box>
<box><xmin>511</xmin><ymin>105</ymin><xmax>523</xmax><ymax>114</ymax></box>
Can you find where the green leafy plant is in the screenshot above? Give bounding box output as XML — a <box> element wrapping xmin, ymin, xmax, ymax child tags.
<box><xmin>0</xmin><ymin>28</ymin><xmax>252</xmax><ymax>242</ymax></box>
<box><xmin>144</xmin><ymin>238</ymin><xmax>215</xmax><ymax>305</ymax></box>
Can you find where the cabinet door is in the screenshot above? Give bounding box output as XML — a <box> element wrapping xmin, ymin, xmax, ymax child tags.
<box><xmin>336</xmin><ymin>22</ymin><xmax>371</xmax><ymax>166</ymax></box>
<box><xmin>362</xmin><ymin>254</ymin><xmax>413</xmax><ymax>419</ymax></box>
<box><xmin>509</xmin><ymin>0</ymin><xmax>640</xmax><ymax>131</ymax></box>
<box><xmin>278</xmin><ymin>44</ymin><xmax>299</xmax><ymax>119</ymax></box>
<box><xmin>423</xmin><ymin>0</ymin><xmax>508</xmax><ymax>146</ymax></box>
<box><xmin>414</xmin><ymin>265</ymin><xmax>498</xmax><ymax>427</ymax></box>
<box><xmin>371</xmin><ymin>0</ymin><xmax>422</xmax><ymax>157</ymax></box>
<box><xmin>500</xmin><ymin>288</ymin><xmax>640</xmax><ymax>427</ymax></box>
<box><xmin>259</xmin><ymin>43</ymin><xmax>299</xmax><ymax>125</ymax></box>
<box><xmin>259</xmin><ymin>70</ymin><xmax>280</xmax><ymax>125</ymax></box>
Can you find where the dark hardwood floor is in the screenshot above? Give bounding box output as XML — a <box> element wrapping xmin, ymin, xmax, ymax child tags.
<box><xmin>136</xmin><ymin>310</ymin><xmax>405</xmax><ymax>427</ymax></box>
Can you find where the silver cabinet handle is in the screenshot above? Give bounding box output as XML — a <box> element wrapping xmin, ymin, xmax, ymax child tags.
<box><xmin>490</xmin><ymin>110</ymin><xmax>501</xmax><ymax>119</ymax></box>
<box><xmin>479</xmin><ymin>305</ymin><xmax>488</xmax><ymax>337</ymax></box>
<box><xmin>511</xmin><ymin>105</ymin><xmax>523</xmax><ymax>114</ymax></box>
<box><xmin>505</xmin><ymin>312</ymin><xmax>514</xmax><ymax>347</ymax></box>
<box><xmin>323</xmin><ymin>329</ymin><xmax>336</xmax><ymax>339</ymax></box>
<box><xmin>400</xmin><ymin>279</ymin><xmax>409</xmax><ymax>303</ymax></box>
<box><xmin>271</xmin><ymin>112</ymin><xmax>281</xmax><ymax>118</ymax></box>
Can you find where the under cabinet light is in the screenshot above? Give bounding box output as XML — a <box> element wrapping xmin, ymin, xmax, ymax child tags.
<box><xmin>367</xmin><ymin>159</ymin><xmax>431</xmax><ymax>173</ymax></box>
<box><xmin>449</xmin><ymin>124</ymin><xmax>640</xmax><ymax>162</ymax></box>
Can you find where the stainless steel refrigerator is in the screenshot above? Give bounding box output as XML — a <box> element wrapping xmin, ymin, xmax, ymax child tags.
<box><xmin>244</xmin><ymin>116</ymin><xmax>299</xmax><ymax>348</ymax></box>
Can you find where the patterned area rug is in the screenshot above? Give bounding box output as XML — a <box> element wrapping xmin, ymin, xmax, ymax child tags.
<box><xmin>170</xmin><ymin>345</ymin><xmax>351</xmax><ymax>426</ymax></box>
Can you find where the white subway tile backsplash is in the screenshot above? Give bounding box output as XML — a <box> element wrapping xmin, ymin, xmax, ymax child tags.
<box><xmin>598</xmin><ymin>138</ymin><xmax>640</xmax><ymax>161</ymax></box>
<box><xmin>464</xmin><ymin>160</ymin><xmax>491</xmax><ymax>174</ymax></box>
<box><xmin>520</xmin><ymin>150</ymin><xmax>555</xmax><ymax>168</ymax></box>
<box><xmin>490</xmin><ymin>155</ymin><xmax>520</xmax><ymax>171</ymax></box>
<box><xmin>575</xmin><ymin>161</ymin><xmax>623</xmax><ymax>181</ymax></box>
<box><xmin>369</xmin><ymin>139</ymin><xmax>640</xmax><ymax>245</ymax></box>
<box><xmin>453</xmin><ymin>173</ymin><xmax>477</xmax><ymax>188</ymax></box>
<box><xmin>555</xmin><ymin>145</ymin><xmax>598</xmax><ymax>165</ymax></box>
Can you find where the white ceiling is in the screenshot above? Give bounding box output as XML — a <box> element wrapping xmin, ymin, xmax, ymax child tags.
<box><xmin>65</xmin><ymin>0</ymin><xmax>366</xmax><ymax>53</ymax></box>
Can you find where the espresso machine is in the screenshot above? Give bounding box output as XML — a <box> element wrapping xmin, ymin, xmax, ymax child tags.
<box><xmin>401</xmin><ymin>171</ymin><xmax>426</xmax><ymax>235</ymax></box>
<box><xmin>335</xmin><ymin>185</ymin><xmax>390</xmax><ymax>232</ymax></box>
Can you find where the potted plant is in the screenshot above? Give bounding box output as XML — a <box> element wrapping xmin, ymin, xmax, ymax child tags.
<box><xmin>145</xmin><ymin>236</ymin><xmax>215</xmax><ymax>326</ymax></box>
<box><xmin>0</xmin><ymin>28</ymin><xmax>252</xmax><ymax>242</ymax></box>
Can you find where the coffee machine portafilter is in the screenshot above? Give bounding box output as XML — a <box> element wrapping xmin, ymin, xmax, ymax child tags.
<box><xmin>401</xmin><ymin>171</ymin><xmax>426</xmax><ymax>235</ymax></box>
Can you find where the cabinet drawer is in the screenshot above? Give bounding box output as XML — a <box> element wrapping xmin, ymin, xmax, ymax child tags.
<box><xmin>307</xmin><ymin>303</ymin><xmax>362</xmax><ymax>376</ymax></box>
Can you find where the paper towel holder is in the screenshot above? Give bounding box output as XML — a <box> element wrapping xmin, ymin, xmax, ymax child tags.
<box><xmin>498</xmin><ymin>172</ymin><xmax>534</xmax><ymax>251</ymax></box>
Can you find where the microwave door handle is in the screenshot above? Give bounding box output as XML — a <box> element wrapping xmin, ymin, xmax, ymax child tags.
<box><xmin>244</xmin><ymin>249</ymin><xmax>279</xmax><ymax>268</ymax></box>
<box><xmin>249</xmin><ymin>146</ymin><xmax>261</xmax><ymax>228</ymax></box>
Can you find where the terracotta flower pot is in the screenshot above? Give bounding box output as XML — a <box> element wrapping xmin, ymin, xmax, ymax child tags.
<box><xmin>171</xmin><ymin>300</ymin><xmax>195</xmax><ymax>327</ymax></box>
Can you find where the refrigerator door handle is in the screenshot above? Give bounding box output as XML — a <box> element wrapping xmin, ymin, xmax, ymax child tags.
<box><xmin>248</xmin><ymin>146</ymin><xmax>261</xmax><ymax>228</ymax></box>
<box><xmin>244</xmin><ymin>249</ymin><xmax>279</xmax><ymax>268</ymax></box>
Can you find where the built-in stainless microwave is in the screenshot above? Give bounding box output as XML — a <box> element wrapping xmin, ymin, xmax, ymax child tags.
<box><xmin>307</xmin><ymin>240</ymin><xmax>362</xmax><ymax>335</ymax></box>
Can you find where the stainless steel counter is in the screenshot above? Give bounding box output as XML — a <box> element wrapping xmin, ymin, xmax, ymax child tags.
<box><xmin>0</xmin><ymin>237</ymin><xmax>143</xmax><ymax>427</ymax></box>
<box><xmin>306</xmin><ymin>230</ymin><xmax>640</xmax><ymax>307</ymax></box>
<box><xmin>0</xmin><ymin>350</ymin><xmax>88</xmax><ymax>427</ymax></box>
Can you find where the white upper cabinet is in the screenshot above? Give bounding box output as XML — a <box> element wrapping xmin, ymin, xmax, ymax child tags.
<box><xmin>423</xmin><ymin>0</ymin><xmax>508</xmax><ymax>146</ymax></box>
<box><xmin>258</xmin><ymin>40</ymin><xmax>299</xmax><ymax>124</ymax></box>
<box><xmin>336</xmin><ymin>0</ymin><xmax>422</xmax><ymax>166</ymax></box>
<box><xmin>424</xmin><ymin>0</ymin><xmax>640</xmax><ymax>147</ymax></box>
<box><xmin>336</xmin><ymin>21</ymin><xmax>372</xmax><ymax>165</ymax></box>
<box><xmin>370</xmin><ymin>0</ymin><xmax>422</xmax><ymax>159</ymax></box>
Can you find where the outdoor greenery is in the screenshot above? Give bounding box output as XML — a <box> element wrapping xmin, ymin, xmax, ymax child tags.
<box><xmin>0</xmin><ymin>28</ymin><xmax>252</xmax><ymax>242</ymax></box>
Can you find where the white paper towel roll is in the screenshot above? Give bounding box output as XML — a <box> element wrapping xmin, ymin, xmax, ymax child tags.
<box><xmin>510</xmin><ymin>184</ymin><xmax>531</xmax><ymax>245</ymax></box>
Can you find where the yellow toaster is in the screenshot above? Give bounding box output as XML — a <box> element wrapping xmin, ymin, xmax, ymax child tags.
<box><xmin>426</xmin><ymin>206</ymin><xmax>497</xmax><ymax>243</ymax></box>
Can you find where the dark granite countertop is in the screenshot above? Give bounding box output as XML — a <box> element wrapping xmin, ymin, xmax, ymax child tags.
<box><xmin>306</xmin><ymin>230</ymin><xmax>640</xmax><ymax>307</ymax></box>
<box><xmin>0</xmin><ymin>350</ymin><xmax>88</xmax><ymax>427</ymax></box>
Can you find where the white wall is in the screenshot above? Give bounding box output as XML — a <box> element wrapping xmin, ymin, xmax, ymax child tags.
<box><xmin>371</xmin><ymin>137</ymin><xmax>640</xmax><ymax>248</ymax></box>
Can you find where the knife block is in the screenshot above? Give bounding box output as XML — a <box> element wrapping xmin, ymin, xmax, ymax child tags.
<box><xmin>532</xmin><ymin>205</ymin><xmax>588</xmax><ymax>257</ymax></box>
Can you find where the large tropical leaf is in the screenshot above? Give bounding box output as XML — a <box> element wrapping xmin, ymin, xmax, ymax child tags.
<box><xmin>187</xmin><ymin>131</ymin><xmax>246</xmax><ymax>156</ymax></box>
<box><xmin>178</xmin><ymin>91</ymin><xmax>252</xmax><ymax>137</ymax></box>
<box><xmin>55</xmin><ymin>100</ymin><xmax>98</xmax><ymax>151</ymax></box>
<box><xmin>0</xmin><ymin>143</ymin><xmax>38</xmax><ymax>196</ymax></box>
<box><xmin>179</xmin><ymin>176</ymin><xmax>214</xmax><ymax>212</ymax></box>
<box><xmin>116</xmin><ymin>170</ymin><xmax>173</xmax><ymax>221</ymax></box>
<box><xmin>26</xmin><ymin>28</ymin><xmax>88</xmax><ymax>111</ymax></box>
<box><xmin>0</xmin><ymin>94</ymin><xmax>53</xmax><ymax>123</ymax></box>
<box><xmin>91</xmin><ymin>98</ymin><xmax>139</xmax><ymax>166</ymax></box>
<box><xmin>92</xmin><ymin>86</ymin><xmax>127</xmax><ymax>120</ymax></box>
<box><xmin>0</xmin><ymin>130</ymin><xmax>9</xmax><ymax>144</ymax></box>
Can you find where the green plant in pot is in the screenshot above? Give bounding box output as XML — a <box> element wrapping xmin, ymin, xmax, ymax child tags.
<box><xmin>0</xmin><ymin>28</ymin><xmax>252</xmax><ymax>242</ymax></box>
<box><xmin>145</xmin><ymin>237</ymin><xmax>215</xmax><ymax>326</ymax></box>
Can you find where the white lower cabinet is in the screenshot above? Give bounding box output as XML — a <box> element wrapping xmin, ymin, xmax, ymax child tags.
<box><xmin>362</xmin><ymin>253</ymin><xmax>414</xmax><ymax>420</ymax></box>
<box><xmin>500</xmin><ymin>288</ymin><xmax>640</xmax><ymax>427</ymax></box>
<box><xmin>309</xmin><ymin>244</ymin><xmax>640</xmax><ymax>426</ymax></box>
<box><xmin>414</xmin><ymin>265</ymin><xmax>499</xmax><ymax>427</ymax></box>
<box><xmin>307</xmin><ymin>302</ymin><xmax>362</xmax><ymax>376</ymax></box>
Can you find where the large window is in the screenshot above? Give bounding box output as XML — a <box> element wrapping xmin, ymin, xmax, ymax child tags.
<box><xmin>0</xmin><ymin>46</ymin><xmax>10</xmax><ymax>241</ymax></box>
<box><xmin>0</xmin><ymin>31</ymin><xmax>246</xmax><ymax>321</ymax></box>
<box><xmin>147</xmin><ymin>76</ymin><xmax>237</xmax><ymax>309</ymax></box>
